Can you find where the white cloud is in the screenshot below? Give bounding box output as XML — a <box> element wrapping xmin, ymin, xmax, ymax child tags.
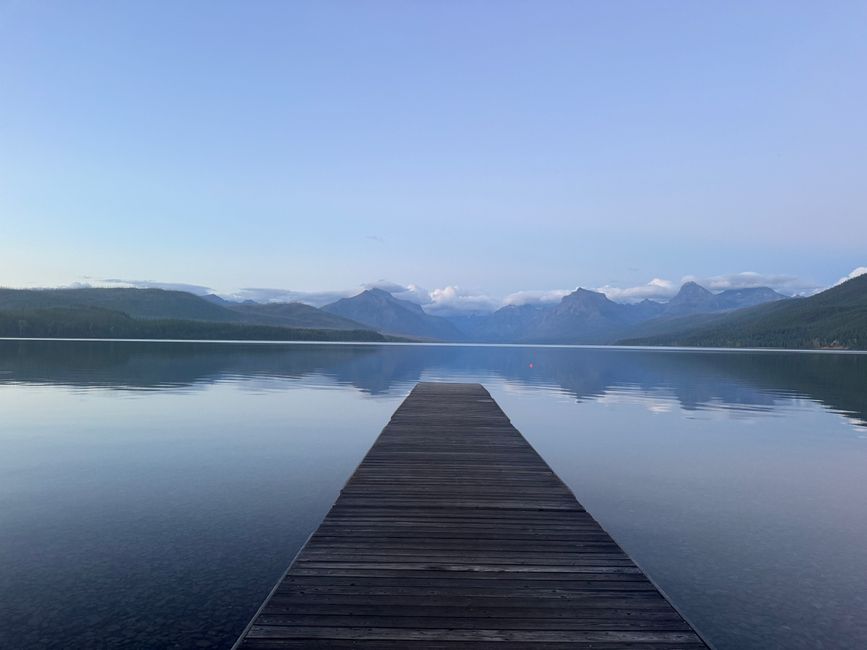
<box><xmin>836</xmin><ymin>266</ymin><xmax>867</xmax><ymax>286</ymax></box>
<box><xmin>101</xmin><ymin>278</ymin><xmax>213</xmax><ymax>295</ymax></box>
<box><xmin>364</xmin><ymin>281</ymin><xmax>500</xmax><ymax>315</ymax></box>
<box><xmin>60</xmin><ymin>281</ymin><xmax>100</xmax><ymax>289</ymax></box>
<box><xmin>400</xmin><ymin>284</ymin><xmax>435</xmax><ymax>305</ymax></box>
<box><xmin>681</xmin><ymin>271</ymin><xmax>808</xmax><ymax>294</ymax></box>
<box><xmin>589</xmin><ymin>271</ymin><xmax>823</xmax><ymax>303</ymax></box>
<box><xmin>224</xmin><ymin>280</ymin><xmax>433</xmax><ymax>308</ymax></box>
<box><xmin>426</xmin><ymin>286</ymin><xmax>501</xmax><ymax>315</ymax></box>
<box><xmin>365</xmin><ymin>281</ymin><xmax>433</xmax><ymax>306</ymax></box>
<box><xmin>503</xmin><ymin>289</ymin><xmax>572</xmax><ymax>306</ymax></box>
<box><xmin>227</xmin><ymin>287</ymin><xmax>354</xmax><ymax>306</ymax></box>
<box><xmin>597</xmin><ymin>278</ymin><xmax>676</xmax><ymax>303</ymax></box>
<box><xmin>362</xmin><ymin>279</ymin><xmax>416</xmax><ymax>297</ymax></box>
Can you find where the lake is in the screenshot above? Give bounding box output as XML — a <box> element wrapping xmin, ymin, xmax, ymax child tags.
<box><xmin>1</xmin><ymin>340</ymin><xmax>866</xmax><ymax>649</ymax></box>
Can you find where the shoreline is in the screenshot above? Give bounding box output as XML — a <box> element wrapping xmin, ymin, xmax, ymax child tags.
<box><xmin>2</xmin><ymin>336</ymin><xmax>865</xmax><ymax>355</ymax></box>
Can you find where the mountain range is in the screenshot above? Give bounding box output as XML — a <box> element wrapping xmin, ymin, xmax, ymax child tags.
<box><xmin>452</xmin><ymin>282</ymin><xmax>788</xmax><ymax>344</ymax></box>
<box><xmin>0</xmin><ymin>275</ymin><xmax>864</xmax><ymax>349</ymax></box>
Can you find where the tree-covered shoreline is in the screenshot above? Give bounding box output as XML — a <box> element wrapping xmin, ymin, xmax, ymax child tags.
<box><xmin>0</xmin><ymin>307</ymin><xmax>393</xmax><ymax>342</ymax></box>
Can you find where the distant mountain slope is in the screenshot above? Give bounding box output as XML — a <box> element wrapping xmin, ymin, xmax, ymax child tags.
<box><xmin>0</xmin><ymin>306</ymin><xmax>392</xmax><ymax>342</ymax></box>
<box><xmin>0</xmin><ymin>288</ymin><xmax>245</xmax><ymax>322</ymax></box>
<box><xmin>463</xmin><ymin>303</ymin><xmax>548</xmax><ymax>342</ymax></box>
<box><xmin>0</xmin><ymin>288</ymin><xmax>377</xmax><ymax>332</ymax></box>
<box><xmin>525</xmin><ymin>288</ymin><xmax>640</xmax><ymax>343</ymax></box>
<box><xmin>631</xmin><ymin>299</ymin><xmax>666</xmax><ymax>321</ymax></box>
<box><xmin>713</xmin><ymin>286</ymin><xmax>788</xmax><ymax>310</ymax></box>
<box><xmin>463</xmin><ymin>287</ymin><xmax>666</xmax><ymax>344</ymax></box>
<box><xmin>323</xmin><ymin>288</ymin><xmax>463</xmax><ymax>340</ymax></box>
<box><xmin>227</xmin><ymin>302</ymin><xmax>370</xmax><ymax>331</ymax></box>
<box><xmin>661</xmin><ymin>282</ymin><xmax>787</xmax><ymax>316</ymax></box>
<box><xmin>615</xmin><ymin>310</ymin><xmax>728</xmax><ymax>342</ymax></box>
<box><xmin>661</xmin><ymin>281</ymin><xmax>717</xmax><ymax>316</ymax></box>
<box><xmin>620</xmin><ymin>274</ymin><xmax>867</xmax><ymax>350</ymax></box>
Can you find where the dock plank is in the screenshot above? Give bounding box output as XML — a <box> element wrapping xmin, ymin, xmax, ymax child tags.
<box><xmin>233</xmin><ymin>382</ymin><xmax>707</xmax><ymax>648</ymax></box>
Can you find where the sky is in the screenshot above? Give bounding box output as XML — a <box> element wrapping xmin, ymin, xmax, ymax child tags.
<box><xmin>1</xmin><ymin>1</ymin><xmax>865</xmax><ymax>313</ymax></box>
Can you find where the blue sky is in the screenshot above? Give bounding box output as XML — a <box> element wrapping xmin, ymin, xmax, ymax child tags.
<box><xmin>1</xmin><ymin>1</ymin><xmax>865</xmax><ymax>311</ymax></box>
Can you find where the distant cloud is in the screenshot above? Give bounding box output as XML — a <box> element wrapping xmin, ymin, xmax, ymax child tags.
<box><xmin>836</xmin><ymin>266</ymin><xmax>867</xmax><ymax>286</ymax></box>
<box><xmin>227</xmin><ymin>280</ymin><xmax>466</xmax><ymax>309</ymax></box>
<box><xmin>362</xmin><ymin>280</ymin><xmax>430</xmax><ymax>304</ymax></box>
<box><xmin>365</xmin><ymin>235</ymin><xmax>384</xmax><ymax>243</ymax></box>
<box><xmin>597</xmin><ymin>278</ymin><xmax>676</xmax><ymax>303</ymax></box>
<box><xmin>363</xmin><ymin>280</ymin><xmax>500</xmax><ymax>315</ymax></box>
<box><xmin>225</xmin><ymin>280</ymin><xmax>430</xmax><ymax>307</ymax></box>
<box><xmin>60</xmin><ymin>281</ymin><xmax>100</xmax><ymax>289</ymax></box>
<box><xmin>227</xmin><ymin>287</ymin><xmax>354</xmax><ymax>306</ymax></box>
<box><xmin>504</xmin><ymin>289</ymin><xmax>572</xmax><ymax>306</ymax></box>
<box><xmin>681</xmin><ymin>271</ymin><xmax>807</xmax><ymax>294</ymax></box>
<box><xmin>101</xmin><ymin>278</ymin><xmax>213</xmax><ymax>295</ymax></box>
<box><xmin>594</xmin><ymin>271</ymin><xmax>821</xmax><ymax>303</ymax></box>
<box><xmin>426</xmin><ymin>286</ymin><xmax>501</xmax><ymax>316</ymax></box>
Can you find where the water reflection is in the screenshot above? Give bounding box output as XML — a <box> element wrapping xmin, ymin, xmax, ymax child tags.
<box><xmin>2</xmin><ymin>340</ymin><xmax>864</xmax><ymax>427</ymax></box>
<box><xmin>2</xmin><ymin>340</ymin><xmax>867</xmax><ymax>649</ymax></box>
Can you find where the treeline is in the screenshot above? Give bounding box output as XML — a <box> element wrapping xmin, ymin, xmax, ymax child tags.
<box><xmin>0</xmin><ymin>307</ymin><xmax>391</xmax><ymax>342</ymax></box>
<box><xmin>624</xmin><ymin>328</ymin><xmax>864</xmax><ymax>350</ymax></box>
<box><xmin>621</xmin><ymin>299</ymin><xmax>867</xmax><ymax>349</ymax></box>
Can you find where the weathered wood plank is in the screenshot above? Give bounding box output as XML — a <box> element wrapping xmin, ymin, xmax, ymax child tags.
<box><xmin>244</xmin><ymin>626</ymin><xmax>702</xmax><ymax>642</ymax></box>
<box><xmin>233</xmin><ymin>382</ymin><xmax>708</xmax><ymax>648</ymax></box>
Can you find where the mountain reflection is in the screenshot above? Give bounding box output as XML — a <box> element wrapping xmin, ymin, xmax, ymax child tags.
<box><xmin>1</xmin><ymin>340</ymin><xmax>865</xmax><ymax>427</ymax></box>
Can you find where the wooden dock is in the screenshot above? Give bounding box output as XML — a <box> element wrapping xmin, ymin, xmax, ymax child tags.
<box><xmin>234</xmin><ymin>382</ymin><xmax>708</xmax><ymax>648</ymax></box>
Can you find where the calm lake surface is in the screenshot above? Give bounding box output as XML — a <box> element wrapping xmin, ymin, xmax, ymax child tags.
<box><xmin>1</xmin><ymin>340</ymin><xmax>866</xmax><ymax>649</ymax></box>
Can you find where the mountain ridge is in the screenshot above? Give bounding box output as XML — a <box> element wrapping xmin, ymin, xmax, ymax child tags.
<box><xmin>323</xmin><ymin>288</ymin><xmax>463</xmax><ymax>340</ymax></box>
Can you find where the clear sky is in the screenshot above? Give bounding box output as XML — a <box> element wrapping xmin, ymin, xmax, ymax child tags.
<box><xmin>1</xmin><ymin>1</ymin><xmax>865</xmax><ymax>311</ymax></box>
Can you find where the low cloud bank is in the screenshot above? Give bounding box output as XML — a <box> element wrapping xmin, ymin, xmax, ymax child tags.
<box><xmin>837</xmin><ymin>267</ymin><xmax>867</xmax><ymax>286</ymax></box>
<box><xmin>503</xmin><ymin>289</ymin><xmax>572</xmax><ymax>306</ymax></box>
<box><xmin>363</xmin><ymin>280</ymin><xmax>432</xmax><ymax>306</ymax></box>
<box><xmin>227</xmin><ymin>287</ymin><xmax>354</xmax><ymax>306</ymax></box>
<box><xmin>362</xmin><ymin>280</ymin><xmax>501</xmax><ymax>316</ymax></box>
<box><xmin>98</xmin><ymin>278</ymin><xmax>214</xmax><ymax>295</ymax></box>
<box><xmin>596</xmin><ymin>278</ymin><xmax>676</xmax><ymax>303</ymax></box>
<box><xmin>682</xmin><ymin>271</ymin><xmax>808</xmax><ymax>293</ymax></box>
<box><xmin>427</xmin><ymin>286</ymin><xmax>501</xmax><ymax>315</ymax></box>
<box><xmin>598</xmin><ymin>271</ymin><xmax>819</xmax><ymax>303</ymax></box>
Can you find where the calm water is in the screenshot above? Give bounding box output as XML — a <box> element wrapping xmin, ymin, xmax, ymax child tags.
<box><xmin>1</xmin><ymin>341</ymin><xmax>866</xmax><ymax>649</ymax></box>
